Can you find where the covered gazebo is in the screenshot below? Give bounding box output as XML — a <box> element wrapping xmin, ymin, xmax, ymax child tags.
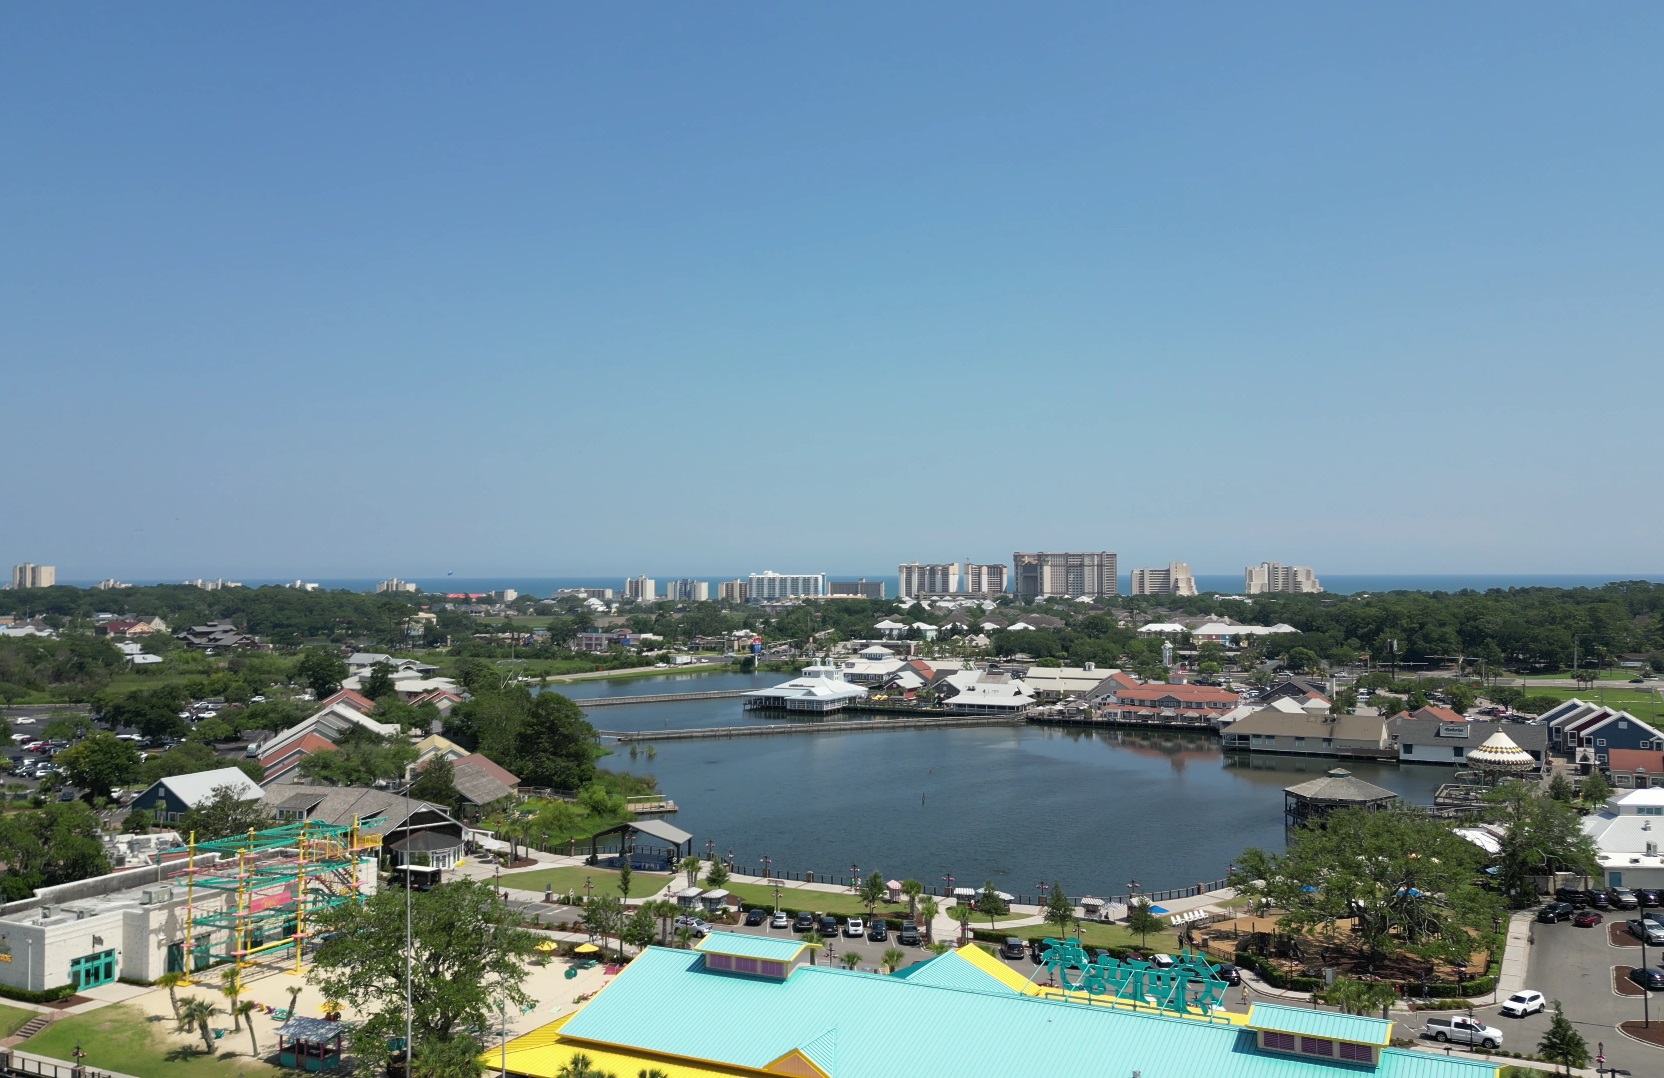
<box><xmin>587</xmin><ymin>818</ymin><xmax>693</xmax><ymax>871</ymax></box>
<box><xmin>1283</xmin><ymin>768</ymin><xmax>1398</xmax><ymax>828</ymax></box>
<box><xmin>274</xmin><ymin>1016</ymin><xmax>346</xmax><ymax>1072</ymax></box>
<box><xmin>1465</xmin><ymin>730</ymin><xmax>1538</xmax><ymax>784</ymax></box>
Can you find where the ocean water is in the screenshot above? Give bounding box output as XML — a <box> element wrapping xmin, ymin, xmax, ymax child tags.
<box><xmin>66</xmin><ymin>572</ymin><xmax>1664</xmax><ymax>597</ymax></box>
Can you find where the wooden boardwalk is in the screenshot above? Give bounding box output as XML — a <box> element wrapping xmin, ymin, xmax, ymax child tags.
<box><xmin>597</xmin><ymin>714</ymin><xmax>1022</xmax><ymax>742</ymax></box>
<box><xmin>577</xmin><ymin>689</ymin><xmax>753</xmax><ymax>707</ymax></box>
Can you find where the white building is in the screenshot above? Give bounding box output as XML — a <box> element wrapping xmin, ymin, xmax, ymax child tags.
<box><xmin>1130</xmin><ymin>562</ymin><xmax>1198</xmax><ymax>597</ymax></box>
<box><xmin>1245</xmin><ymin>563</ymin><xmax>1323</xmax><ymax>594</ymax></box>
<box><xmin>625</xmin><ymin>576</ymin><xmax>657</xmax><ymax>602</ymax></box>
<box><xmin>1583</xmin><ymin>787</ymin><xmax>1664</xmax><ymax>889</ymax></box>
<box><xmin>899</xmin><ymin>562</ymin><xmax>960</xmax><ymax>597</ymax></box>
<box><xmin>8</xmin><ymin>564</ymin><xmax>55</xmax><ymax>589</ymax></box>
<box><xmin>936</xmin><ymin>670</ymin><xmax>1035</xmax><ymax>714</ymax></box>
<box><xmin>376</xmin><ymin>577</ymin><xmax>419</xmax><ymax>594</ymax></box>
<box><xmin>665</xmin><ymin>579</ymin><xmax>710</xmax><ymax>602</ymax></box>
<box><xmin>1012</xmin><ymin>552</ymin><xmax>1118</xmax><ymax>599</ymax></box>
<box><xmin>747</xmin><ymin>572</ymin><xmax>827</xmax><ymax>602</ymax></box>
<box><xmin>743</xmin><ymin>664</ymin><xmax>868</xmax><ymax>712</ymax></box>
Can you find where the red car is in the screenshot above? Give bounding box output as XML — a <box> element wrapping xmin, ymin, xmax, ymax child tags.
<box><xmin>1573</xmin><ymin>910</ymin><xmax>1604</xmax><ymax>927</ymax></box>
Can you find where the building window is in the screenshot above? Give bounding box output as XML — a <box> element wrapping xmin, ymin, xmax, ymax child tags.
<box><xmin>1300</xmin><ymin>1037</ymin><xmax>1334</xmax><ymax>1057</ymax></box>
<box><xmin>1403</xmin><ymin>744</ymin><xmax>1414</xmax><ymax>754</ymax></box>
<box><xmin>1338</xmin><ymin>1043</ymin><xmax>1374</xmax><ymax>1063</ymax></box>
<box><xmin>1638</xmin><ymin>807</ymin><xmax>1663</xmax><ymax>816</ymax></box>
<box><xmin>705</xmin><ymin>954</ymin><xmax>733</xmax><ymax>971</ymax></box>
<box><xmin>1294</xmin><ymin>738</ymin><xmax>1306</xmax><ymax>749</ymax></box>
<box><xmin>1262</xmin><ymin>1032</ymin><xmax>1297</xmax><ymax>1053</ymax></box>
<box><xmin>1598</xmin><ymin>739</ymin><xmax>1608</xmax><ymax>747</ymax></box>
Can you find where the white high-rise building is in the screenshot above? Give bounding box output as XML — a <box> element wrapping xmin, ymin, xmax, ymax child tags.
<box><xmin>1131</xmin><ymin>562</ymin><xmax>1198</xmax><ymax>597</ymax></box>
<box><xmin>625</xmin><ymin>576</ymin><xmax>657</xmax><ymax>602</ymax></box>
<box><xmin>665</xmin><ymin>579</ymin><xmax>710</xmax><ymax>602</ymax></box>
<box><xmin>1244</xmin><ymin>563</ymin><xmax>1323</xmax><ymax>594</ymax></box>
<box><xmin>898</xmin><ymin>562</ymin><xmax>960</xmax><ymax>596</ymax></box>
<box><xmin>9</xmin><ymin>564</ymin><xmax>55</xmax><ymax>589</ymax></box>
<box><xmin>1012</xmin><ymin>552</ymin><xmax>1118</xmax><ymax>599</ymax></box>
<box><xmin>747</xmin><ymin>571</ymin><xmax>827</xmax><ymax>602</ymax></box>
<box><xmin>376</xmin><ymin>578</ymin><xmax>418</xmax><ymax>594</ymax></box>
<box><xmin>964</xmin><ymin>563</ymin><xmax>1008</xmax><ymax>595</ymax></box>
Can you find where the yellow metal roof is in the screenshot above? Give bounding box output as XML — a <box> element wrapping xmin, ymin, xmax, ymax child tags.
<box><xmin>493</xmin><ymin>1015</ymin><xmax>767</xmax><ymax>1078</ymax></box>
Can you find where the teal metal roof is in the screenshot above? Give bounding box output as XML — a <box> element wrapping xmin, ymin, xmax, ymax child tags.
<box><xmin>556</xmin><ymin>946</ymin><xmax>1499</xmax><ymax>1078</ymax></box>
<box><xmin>695</xmin><ymin>931</ymin><xmax>808</xmax><ymax>964</ymax></box>
<box><xmin>1248</xmin><ymin>1003</ymin><xmax>1394</xmax><ymax>1046</ymax></box>
<box><xmin>893</xmin><ymin>951</ymin><xmax>1022</xmax><ymax>994</ymax></box>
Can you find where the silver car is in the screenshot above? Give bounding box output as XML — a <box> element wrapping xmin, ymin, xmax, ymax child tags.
<box><xmin>1630</xmin><ymin>919</ymin><xmax>1664</xmax><ymax>945</ymax></box>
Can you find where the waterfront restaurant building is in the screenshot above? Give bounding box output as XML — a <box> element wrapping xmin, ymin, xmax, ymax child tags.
<box><xmin>494</xmin><ymin>932</ymin><xmax>1502</xmax><ymax>1078</ymax></box>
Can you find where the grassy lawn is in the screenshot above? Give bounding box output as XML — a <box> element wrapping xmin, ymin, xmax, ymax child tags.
<box><xmin>1520</xmin><ymin>685</ymin><xmax>1664</xmax><ymax>714</ymax></box>
<box><xmin>0</xmin><ymin>1003</ymin><xmax>33</xmax><ymax>1038</ymax></box>
<box><xmin>23</xmin><ymin>1004</ymin><xmax>269</xmax><ymax>1078</ymax></box>
<box><xmin>499</xmin><ymin>865</ymin><xmax>672</xmax><ymax>898</ymax></box>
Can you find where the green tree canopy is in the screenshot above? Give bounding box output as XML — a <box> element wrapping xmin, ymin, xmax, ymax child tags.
<box><xmin>1485</xmin><ymin>780</ymin><xmax>1599</xmax><ymax>905</ymax></box>
<box><xmin>295</xmin><ymin>647</ymin><xmax>349</xmax><ymax>700</ymax></box>
<box><xmin>0</xmin><ymin>802</ymin><xmax>109</xmax><ymax>899</ymax></box>
<box><xmin>55</xmin><ymin>731</ymin><xmax>141</xmax><ymax>800</ymax></box>
<box><xmin>310</xmin><ymin>879</ymin><xmax>536</xmax><ymax>1076</ymax></box>
<box><xmin>179</xmin><ymin>783</ymin><xmax>275</xmax><ymax>841</ymax></box>
<box><xmin>1231</xmin><ymin>803</ymin><xmax>1501</xmax><ymax>961</ymax></box>
<box><xmin>408</xmin><ymin>756</ymin><xmax>463</xmax><ymax>816</ymax></box>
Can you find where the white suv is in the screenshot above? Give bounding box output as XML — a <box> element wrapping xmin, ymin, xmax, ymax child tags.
<box><xmin>844</xmin><ymin>917</ymin><xmax>865</xmax><ymax>938</ymax></box>
<box><xmin>1499</xmin><ymin>990</ymin><xmax>1545</xmax><ymax>1018</ymax></box>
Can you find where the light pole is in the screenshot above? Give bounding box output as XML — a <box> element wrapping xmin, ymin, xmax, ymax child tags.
<box><xmin>584</xmin><ymin>876</ymin><xmax>593</xmax><ymax>907</ymax></box>
<box><xmin>1642</xmin><ymin>936</ymin><xmax>1651</xmax><ymax>1027</ymax></box>
<box><xmin>1037</xmin><ymin>880</ymin><xmax>1050</xmax><ymax>907</ymax></box>
<box><xmin>762</xmin><ymin>852</ymin><xmax>773</xmax><ymax>880</ymax></box>
<box><xmin>942</xmin><ymin>874</ymin><xmax>955</xmax><ymax>906</ymax></box>
<box><xmin>773</xmin><ymin>885</ymin><xmax>782</xmax><ymax>915</ymax></box>
<box><xmin>851</xmin><ymin>864</ymin><xmax>859</xmax><ymax>892</ymax></box>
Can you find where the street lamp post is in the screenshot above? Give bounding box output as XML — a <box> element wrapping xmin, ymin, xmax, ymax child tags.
<box><xmin>761</xmin><ymin>852</ymin><xmax>773</xmax><ymax>880</ymax></box>
<box><xmin>1642</xmin><ymin>937</ymin><xmax>1651</xmax><ymax>1027</ymax></box>
<box><xmin>772</xmin><ymin>885</ymin><xmax>782</xmax><ymax>914</ymax></box>
<box><xmin>584</xmin><ymin>876</ymin><xmax>593</xmax><ymax>907</ymax></box>
<box><xmin>851</xmin><ymin>864</ymin><xmax>859</xmax><ymax>892</ymax></box>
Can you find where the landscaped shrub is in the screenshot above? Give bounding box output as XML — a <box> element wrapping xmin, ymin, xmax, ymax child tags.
<box><xmin>0</xmin><ymin>982</ymin><xmax>76</xmax><ymax>1004</ymax></box>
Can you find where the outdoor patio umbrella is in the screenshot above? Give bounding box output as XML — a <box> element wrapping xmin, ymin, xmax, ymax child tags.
<box><xmin>574</xmin><ymin>943</ymin><xmax>601</xmax><ymax>954</ymax></box>
<box><xmin>535</xmin><ymin>940</ymin><xmax>560</xmax><ymax>952</ymax></box>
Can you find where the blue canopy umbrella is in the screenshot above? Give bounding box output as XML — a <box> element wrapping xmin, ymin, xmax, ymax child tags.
<box><xmin>1148</xmin><ymin>905</ymin><xmax>1170</xmax><ymax>915</ymax></box>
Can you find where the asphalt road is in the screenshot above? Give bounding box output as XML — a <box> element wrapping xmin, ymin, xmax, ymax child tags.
<box><xmin>1494</xmin><ymin>913</ymin><xmax>1664</xmax><ymax>1075</ymax></box>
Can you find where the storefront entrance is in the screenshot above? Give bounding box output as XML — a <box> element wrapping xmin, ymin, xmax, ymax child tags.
<box><xmin>70</xmin><ymin>949</ymin><xmax>115</xmax><ymax>990</ymax></box>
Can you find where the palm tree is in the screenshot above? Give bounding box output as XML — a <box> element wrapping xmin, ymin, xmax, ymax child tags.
<box><xmin>918</xmin><ymin>896</ymin><xmax>938</xmax><ymax>943</ymax></box>
<box><xmin>802</xmin><ymin>930</ymin><xmax>825</xmax><ymax>965</ymax></box>
<box><xmin>219</xmin><ymin>968</ymin><xmax>244</xmax><ymax>1032</ymax></box>
<box><xmin>857</xmin><ymin>872</ymin><xmax>887</xmax><ymax>921</ymax></box>
<box><xmin>179</xmin><ymin>997</ymin><xmax>218</xmax><ymax>1054</ymax></box>
<box><xmin>949</xmin><ymin>904</ymin><xmax>974</xmax><ymax>944</ymax></box>
<box><xmin>556</xmin><ymin>1052</ymin><xmax>618</xmax><ymax>1078</ymax></box>
<box><xmin>881</xmin><ymin>947</ymin><xmax>906</xmax><ymax>973</ymax></box>
<box><xmin>648</xmin><ymin>899</ymin><xmax>678</xmax><ymax>944</ymax></box>
<box><xmin>638</xmin><ymin>1070</ymin><xmax>671</xmax><ymax>1078</ymax></box>
<box><xmin>839</xmin><ymin>951</ymin><xmax>861</xmax><ymax>971</ymax></box>
<box><xmin>285</xmin><ymin>984</ymin><xmax>304</xmax><ymax>1020</ymax></box>
<box><xmin>236</xmin><ymin>1001</ymin><xmax>258</xmax><ymax>1057</ymax></box>
<box><xmin>673</xmin><ymin>926</ymin><xmax>695</xmax><ymax>950</ymax></box>
<box><xmin>927</xmin><ymin>941</ymin><xmax>952</xmax><ymax>956</ymax></box>
<box><xmin>156</xmin><ymin>971</ymin><xmax>185</xmax><ymax>1022</ymax></box>
<box><xmin>679</xmin><ymin>855</ymin><xmax>701</xmax><ymax>888</ymax></box>
<box><xmin>901</xmin><ymin>879</ymin><xmax>924</xmax><ymax>920</ymax></box>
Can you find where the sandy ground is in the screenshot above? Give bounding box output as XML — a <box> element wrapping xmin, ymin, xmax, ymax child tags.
<box><xmin>120</xmin><ymin>947</ymin><xmax>624</xmax><ymax>1059</ymax></box>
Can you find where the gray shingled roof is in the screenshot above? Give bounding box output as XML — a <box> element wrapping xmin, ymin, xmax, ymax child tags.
<box><xmin>1283</xmin><ymin>768</ymin><xmax>1398</xmax><ymax>804</ymax></box>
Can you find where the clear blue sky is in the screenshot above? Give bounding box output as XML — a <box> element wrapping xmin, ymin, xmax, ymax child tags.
<box><xmin>5</xmin><ymin>4</ymin><xmax>1661</xmax><ymax>579</ymax></box>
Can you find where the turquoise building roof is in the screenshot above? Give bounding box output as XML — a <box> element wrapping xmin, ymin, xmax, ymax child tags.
<box><xmin>1248</xmin><ymin>1003</ymin><xmax>1395</xmax><ymax>1046</ymax></box>
<box><xmin>696</xmin><ymin>931</ymin><xmax>809</xmax><ymax>964</ymax></box>
<box><xmin>555</xmin><ymin>946</ymin><xmax>1500</xmax><ymax>1078</ymax></box>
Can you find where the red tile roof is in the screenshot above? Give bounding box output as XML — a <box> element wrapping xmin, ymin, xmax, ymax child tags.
<box><xmin>260</xmin><ymin>732</ymin><xmax>338</xmax><ymax>771</ymax></box>
<box><xmin>317</xmin><ymin>689</ymin><xmax>377</xmax><ymax>714</ymax></box>
<box><xmin>1607</xmin><ymin>748</ymin><xmax>1664</xmax><ymax>774</ymax></box>
<box><xmin>1115</xmin><ymin>683</ymin><xmax>1238</xmax><ymax>704</ymax></box>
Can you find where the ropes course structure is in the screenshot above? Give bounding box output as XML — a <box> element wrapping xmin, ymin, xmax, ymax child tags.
<box><xmin>171</xmin><ymin>817</ymin><xmax>383</xmax><ymax>994</ymax></box>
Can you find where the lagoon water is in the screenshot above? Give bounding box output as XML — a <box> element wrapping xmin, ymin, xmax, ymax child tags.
<box><xmin>553</xmin><ymin>674</ymin><xmax>1453</xmax><ymax>899</ymax></box>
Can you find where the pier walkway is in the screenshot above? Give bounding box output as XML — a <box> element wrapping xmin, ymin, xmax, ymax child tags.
<box><xmin>597</xmin><ymin>714</ymin><xmax>1022</xmax><ymax>741</ymax></box>
<box><xmin>577</xmin><ymin>689</ymin><xmax>753</xmax><ymax>707</ymax></box>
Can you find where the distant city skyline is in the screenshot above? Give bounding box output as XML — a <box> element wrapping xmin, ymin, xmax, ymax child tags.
<box><xmin>5</xmin><ymin>6</ymin><xmax>1660</xmax><ymax>573</ymax></box>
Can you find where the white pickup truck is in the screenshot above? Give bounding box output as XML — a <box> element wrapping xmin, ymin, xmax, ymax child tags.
<box><xmin>1423</xmin><ymin>1016</ymin><xmax>1502</xmax><ymax>1049</ymax></box>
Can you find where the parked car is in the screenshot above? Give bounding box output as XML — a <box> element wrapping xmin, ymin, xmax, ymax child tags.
<box><xmin>898</xmin><ymin>922</ymin><xmax>921</xmax><ymax>946</ymax></box>
<box><xmin>844</xmin><ymin>917</ymin><xmax>865</xmax><ymax>938</ymax></box>
<box><xmin>1629</xmin><ymin>919</ymin><xmax>1664</xmax><ymax>945</ymax></box>
<box><xmin>792</xmin><ymin>912</ymin><xmax>814</xmax><ymax>933</ymax></box>
<box><xmin>1424</xmin><ymin>1016</ymin><xmax>1503</xmax><ymax>1050</ymax></box>
<box><xmin>819</xmin><ymin>915</ymin><xmax>838</xmax><ymax>937</ymax></box>
<box><xmin>1554</xmin><ymin>886</ymin><xmax>1591</xmax><ymax>907</ymax></box>
<box><xmin>1628</xmin><ymin>966</ymin><xmax>1664</xmax><ymax>991</ymax></box>
<box><xmin>1499</xmin><ymin>990</ymin><xmax>1546</xmax><ymax>1018</ymax></box>
<box><xmin>1536</xmin><ymin>902</ymin><xmax>1576</xmax><ymax>923</ymax></box>
<box><xmin>1637</xmin><ymin>889</ymin><xmax>1662</xmax><ymax>908</ymax></box>
<box><xmin>1583</xmin><ymin>889</ymin><xmax>1612</xmax><ymax>909</ymax></box>
<box><xmin>1610</xmin><ymin>888</ymin><xmax>1641</xmax><ymax>910</ymax></box>
<box><xmin>1573</xmin><ymin>910</ymin><xmax>1604</xmax><ymax>927</ymax></box>
<box><xmin>674</xmin><ymin>916</ymin><xmax>712</xmax><ymax>937</ymax></box>
<box><xmin>1000</xmin><ymin>936</ymin><xmax>1027</xmax><ymax>960</ymax></box>
<box><xmin>771</xmin><ymin>911</ymin><xmax>790</xmax><ymax>929</ymax></box>
<box><xmin>1214</xmin><ymin>963</ymin><xmax>1242</xmax><ymax>985</ymax></box>
<box><xmin>1150</xmin><ymin>954</ymin><xmax>1176</xmax><ymax>969</ymax></box>
<box><xmin>744</xmin><ymin>908</ymin><xmax>767</xmax><ymax>926</ymax></box>
<box><xmin>867</xmin><ymin>920</ymin><xmax>889</xmax><ymax>942</ymax></box>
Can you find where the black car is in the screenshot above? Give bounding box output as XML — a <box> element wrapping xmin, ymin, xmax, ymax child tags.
<box><xmin>1000</xmin><ymin>937</ymin><xmax>1027</xmax><ymax>960</ymax></box>
<box><xmin>792</xmin><ymin>912</ymin><xmax>815</xmax><ymax>933</ymax></box>
<box><xmin>819</xmin><ymin>915</ymin><xmax>839</xmax><ymax>937</ymax></box>
<box><xmin>1629</xmin><ymin>966</ymin><xmax>1664</xmax><ymax>991</ymax></box>
<box><xmin>1536</xmin><ymin>902</ymin><xmax>1576</xmax><ymax>923</ymax></box>
<box><xmin>744</xmin><ymin>908</ymin><xmax>767</xmax><ymax>926</ymax></box>
<box><xmin>1585</xmin><ymin>889</ymin><xmax>1613</xmax><ymax>909</ymax></box>
<box><xmin>1214</xmin><ymin>963</ymin><xmax>1242</xmax><ymax>985</ymax></box>
<box><xmin>898</xmin><ymin>921</ymin><xmax>921</xmax><ymax>946</ymax></box>
<box><xmin>1639</xmin><ymin>889</ymin><xmax>1662</xmax><ymax>909</ymax></box>
<box><xmin>1554</xmin><ymin>886</ymin><xmax>1590</xmax><ymax>907</ymax></box>
<box><xmin>867</xmin><ymin>920</ymin><xmax>889</xmax><ymax>943</ymax></box>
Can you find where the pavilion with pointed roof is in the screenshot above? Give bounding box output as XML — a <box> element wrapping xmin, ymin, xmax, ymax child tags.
<box><xmin>1283</xmin><ymin>768</ymin><xmax>1398</xmax><ymax>827</ymax></box>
